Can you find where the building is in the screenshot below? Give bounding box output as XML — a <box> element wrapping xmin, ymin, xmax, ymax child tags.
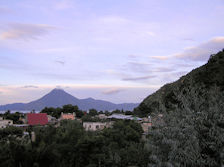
<box><xmin>83</xmin><ymin>122</ymin><xmax>113</xmax><ymax>131</ymax></box>
<box><xmin>141</xmin><ymin>116</ymin><xmax>152</xmax><ymax>134</ymax></box>
<box><xmin>59</xmin><ymin>112</ymin><xmax>75</xmax><ymax>121</ymax></box>
<box><xmin>47</xmin><ymin>115</ymin><xmax>57</xmax><ymax>124</ymax></box>
<box><xmin>97</xmin><ymin>114</ymin><xmax>107</xmax><ymax>119</ymax></box>
<box><xmin>107</xmin><ymin>114</ymin><xmax>142</xmax><ymax>121</ymax></box>
<box><xmin>0</xmin><ymin>117</ymin><xmax>13</xmax><ymax>128</ymax></box>
<box><xmin>26</xmin><ymin>113</ymin><xmax>48</xmax><ymax>126</ymax></box>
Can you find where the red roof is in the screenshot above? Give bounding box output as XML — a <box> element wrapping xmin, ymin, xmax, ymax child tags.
<box><xmin>27</xmin><ymin>113</ymin><xmax>48</xmax><ymax>126</ymax></box>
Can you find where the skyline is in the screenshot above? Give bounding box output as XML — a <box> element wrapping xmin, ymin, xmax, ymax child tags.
<box><xmin>1</xmin><ymin>0</ymin><xmax>224</xmax><ymax>104</ymax></box>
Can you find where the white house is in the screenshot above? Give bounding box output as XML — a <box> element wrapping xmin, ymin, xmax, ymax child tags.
<box><xmin>83</xmin><ymin>122</ymin><xmax>113</xmax><ymax>131</ymax></box>
<box><xmin>0</xmin><ymin>117</ymin><xmax>13</xmax><ymax>128</ymax></box>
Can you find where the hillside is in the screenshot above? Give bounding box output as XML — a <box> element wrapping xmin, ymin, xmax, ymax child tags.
<box><xmin>0</xmin><ymin>89</ymin><xmax>138</xmax><ymax>111</ymax></box>
<box><xmin>135</xmin><ymin>50</ymin><xmax>224</xmax><ymax>116</ymax></box>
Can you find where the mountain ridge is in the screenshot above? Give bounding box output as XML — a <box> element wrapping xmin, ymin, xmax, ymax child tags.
<box><xmin>135</xmin><ymin>50</ymin><xmax>224</xmax><ymax>116</ymax></box>
<box><xmin>0</xmin><ymin>88</ymin><xmax>138</xmax><ymax>111</ymax></box>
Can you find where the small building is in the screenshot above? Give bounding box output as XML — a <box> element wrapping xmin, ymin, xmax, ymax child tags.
<box><xmin>83</xmin><ymin>122</ymin><xmax>113</xmax><ymax>131</ymax></box>
<box><xmin>0</xmin><ymin>118</ymin><xmax>13</xmax><ymax>128</ymax></box>
<box><xmin>59</xmin><ymin>112</ymin><xmax>75</xmax><ymax>121</ymax></box>
<box><xmin>141</xmin><ymin>116</ymin><xmax>152</xmax><ymax>134</ymax></box>
<box><xmin>97</xmin><ymin>114</ymin><xmax>107</xmax><ymax>119</ymax></box>
<box><xmin>26</xmin><ymin>113</ymin><xmax>48</xmax><ymax>126</ymax></box>
<box><xmin>47</xmin><ymin>115</ymin><xmax>57</xmax><ymax>124</ymax></box>
<box><xmin>108</xmin><ymin>114</ymin><xmax>142</xmax><ymax>121</ymax></box>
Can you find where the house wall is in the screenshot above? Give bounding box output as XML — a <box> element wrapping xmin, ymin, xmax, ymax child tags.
<box><xmin>141</xmin><ymin>122</ymin><xmax>152</xmax><ymax>134</ymax></box>
<box><xmin>0</xmin><ymin>120</ymin><xmax>13</xmax><ymax>128</ymax></box>
<box><xmin>60</xmin><ymin>112</ymin><xmax>75</xmax><ymax>120</ymax></box>
<box><xmin>83</xmin><ymin>122</ymin><xmax>108</xmax><ymax>131</ymax></box>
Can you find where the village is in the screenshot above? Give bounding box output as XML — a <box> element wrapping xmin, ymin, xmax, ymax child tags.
<box><xmin>0</xmin><ymin>111</ymin><xmax>152</xmax><ymax>137</ymax></box>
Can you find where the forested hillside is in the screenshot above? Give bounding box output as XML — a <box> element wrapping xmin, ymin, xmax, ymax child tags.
<box><xmin>135</xmin><ymin>49</ymin><xmax>224</xmax><ymax>116</ymax></box>
<box><xmin>134</xmin><ymin>50</ymin><xmax>224</xmax><ymax>166</ymax></box>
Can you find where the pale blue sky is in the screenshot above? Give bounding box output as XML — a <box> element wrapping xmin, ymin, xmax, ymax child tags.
<box><xmin>0</xmin><ymin>0</ymin><xmax>224</xmax><ymax>104</ymax></box>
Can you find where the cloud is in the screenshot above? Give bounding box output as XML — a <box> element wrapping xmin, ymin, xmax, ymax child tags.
<box><xmin>54</xmin><ymin>0</ymin><xmax>75</xmax><ymax>10</ymax></box>
<box><xmin>102</xmin><ymin>88</ymin><xmax>124</xmax><ymax>95</ymax></box>
<box><xmin>151</xmin><ymin>56</ymin><xmax>170</xmax><ymax>60</ymax></box>
<box><xmin>22</xmin><ymin>85</ymin><xmax>39</xmax><ymax>89</ymax></box>
<box><xmin>0</xmin><ymin>23</ymin><xmax>56</xmax><ymax>40</ymax></box>
<box><xmin>55</xmin><ymin>60</ymin><xmax>65</xmax><ymax>65</ymax></box>
<box><xmin>126</xmin><ymin>62</ymin><xmax>152</xmax><ymax>73</ymax></box>
<box><xmin>122</xmin><ymin>75</ymin><xmax>156</xmax><ymax>81</ymax></box>
<box><xmin>175</xmin><ymin>37</ymin><xmax>224</xmax><ymax>61</ymax></box>
<box><xmin>182</xmin><ymin>38</ymin><xmax>195</xmax><ymax>41</ymax></box>
<box><xmin>56</xmin><ymin>85</ymin><xmax>70</xmax><ymax>89</ymax></box>
<box><xmin>0</xmin><ymin>6</ymin><xmax>11</xmax><ymax>14</ymax></box>
<box><xmin>128</xmin><ymin>54</ymin><xmax>139</xmax><ymax>59</ymax></box>
<box><xmin>125</xmin><ymin>62</ymin><xmax>175</xmax><ymax>73</ymax></box>
<box><xmin>98</xmin><ymin>16</ymin><xmax>129</xmax><ymax>25</ymax></box>
<box><xmin>145</xmin><ymin>31</ymin><xmax>156</xmax><ymax>37</ymax></box>
<box><xmin>153</xmin><ymin>67</ymin><xmax>176</xmax><ymax>73</ymax></box>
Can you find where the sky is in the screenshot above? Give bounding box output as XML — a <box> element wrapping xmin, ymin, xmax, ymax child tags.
<box><xmin>0</xmin><ymin>0</ymin><xmax>224</xmax><ymax>105</ymax></box>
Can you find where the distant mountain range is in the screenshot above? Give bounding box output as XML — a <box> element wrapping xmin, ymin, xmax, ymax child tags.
<box><xmin>0</xmin><ymin>89</ymin><xmax>138</xmax><ymax>111</ymax></box>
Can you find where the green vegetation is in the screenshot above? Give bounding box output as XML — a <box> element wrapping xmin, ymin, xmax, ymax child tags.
<box><xmin>134</xmin><ymin>50</ymin><xmax>224</xmax><ymax>166</ymax></box>
<box><xmin>41</xmin><ymin>104</ymin><xmax>84</xmax><ymax>118</ymax></box>
<box><xmin>1</xmin><ymin>111</ymin><xmax>24</xmax><ymax>124</ymax></box>
<box><xmin>134</xmin><ymin>50</ymin><xmax>224</xmax><ymax>116</ymax></box>
<box><xmin>0</xmin><ymin>120</ymin><xmax>149</xmax><ymax>167</ymax></box>
<box><xmin>147</xmin><ymin>106</ymin><xmax>224</xmax><ymax>166</ymax></box>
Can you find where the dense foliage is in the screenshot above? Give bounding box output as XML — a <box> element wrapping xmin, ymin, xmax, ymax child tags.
<box><xmin>41</xmin><ymin>104</ymin><xmax>84</xmax><ymax>118</ymax></box>
<box><xmin>147</xmin><ymin>106</ymin><xmax>224</xmax><ymax>166</ymax></box>
<box><xmin>0</xmin><ymin>120</ymin><xmax>149</xmax><ymax>167</ymax></box>
<box><xmin>134</xmin><ymin>50</ymin><xmax>224</xmax><ymax>116</ymax></box>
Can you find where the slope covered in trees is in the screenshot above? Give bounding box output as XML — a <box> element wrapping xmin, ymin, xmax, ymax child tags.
<box><xmin>134</xmin><ymin>50</ymin><xmax>224</xmax><ymax>166</ymax></box>
<box><xmin>135</xmin><ymin>49</ymin><xmax>224</xmax><ymax>116</ymax></box>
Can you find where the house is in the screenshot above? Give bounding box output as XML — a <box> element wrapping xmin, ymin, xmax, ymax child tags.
<box><xmin>59</xmin><ymin>112</ymin><xmax>75</xmax><ymax>121</ymax></box>
<box><xmin>141</xmin><ymin>116</ymin><xmax>152</xmax><ymax>134</ymax></box>
<box><xmin>0</xmin><ymin>117</ymin><xmax>13</xmax><ymax>128</ymax></box>
<box><xmin>26</xmin><ymin>113</ymin><xmax>48</xmax><ymax>126</ymax></box>
<box><xmin>47</xmin><ymin>115</ymin><xmax>57</xmax><ymax>124</ymax></box>
<box><xmin>97</xmin><ymin>114</ymin><xmax>107</xmax><ymax>119</ymax></box>
<box><xmin>83</xmin><ymin>122</ymin><xmax>113</xmax><ymax>131</ymax></box>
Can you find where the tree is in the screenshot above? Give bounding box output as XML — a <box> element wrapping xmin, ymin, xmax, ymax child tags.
<box><xmin>89</xmin><ymin>109</ymin><xmax>98</xmax><ymax>116</ymax></box>
<box><xmin>62</xmin><ymin>104</ymin><xmax>79</xmax><ymax>113</ymax></box>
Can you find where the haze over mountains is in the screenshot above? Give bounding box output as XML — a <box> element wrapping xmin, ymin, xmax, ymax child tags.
<box><xmin>0</xmin><ymin>89</ymin><xmax>138</xmax><ymax>111</ymax></box>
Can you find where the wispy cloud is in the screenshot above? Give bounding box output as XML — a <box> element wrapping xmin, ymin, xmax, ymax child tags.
<box><xmin>55</xmin><ymin>60</ymin><xmax>65</xmax><ymax>65</ymax></box>
<box><xmin>151</xmin><ymin>56</ymin><xmax>170</xmax><ymax>60</ymax></box>
<box><xmin>98</xmin><ymin>15</ymin><xmax>130</xmax><ymax>25</ymax></box>
<box><xmin>125</xmin><ymin>61</ymin><xmax>175</xmax><ymax>73</ymax></box>
<box><xmin>54</xmin><ymin>0</ymin><xmax>75</xmax><ymax>10</ymax></box>
<box><xmin>0</xmin><ymin>23</ymin><xmax>56</xmax><ymax>41</ymax></box>
<box><xmin>175</xmin><ymin>37</ymin><xmax>224</xmax><ymax>61</ymax></box>
<box><xmin>145</xmin><ymin>31</ymin><xmax>156</xmax><ymax>37</ymax></box>
<box><xmin>56</xmin><ymin>85</ymin><xmax>70</xmax><ymax>89</ymax></box>
<box><xmin>102</xmin><ymin>88</ymin><xmax>124</xmax><ymax>95</ymax></box>
<box><xmin>22</xmin><ymin>85</ymin><xmax>39</xmax><ymax>89</ymax></box>
<box><xmin>153</xmin><ymin>67</ymin><xmax>176</xmax><ymax>73</ymax></box>
<box><xmin>122</xmin><ymin>75</ymin><xmax>156</xmax><ymax>81</ymax></box>
<box><xmin>182</xmin><ymin>38</ymin><xmax>195</xmax><ymax>41</ymax></box>
<box><xmin>0</xmin><ymin>6</ymin><xmax>11</xmax><ymax>14</ymax></box>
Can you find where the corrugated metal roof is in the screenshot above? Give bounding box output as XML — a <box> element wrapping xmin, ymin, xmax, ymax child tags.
<box><xmin>108</xmin><ymin>114</ymin><xmax>142</xmax><ymax>120</ymax></box>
